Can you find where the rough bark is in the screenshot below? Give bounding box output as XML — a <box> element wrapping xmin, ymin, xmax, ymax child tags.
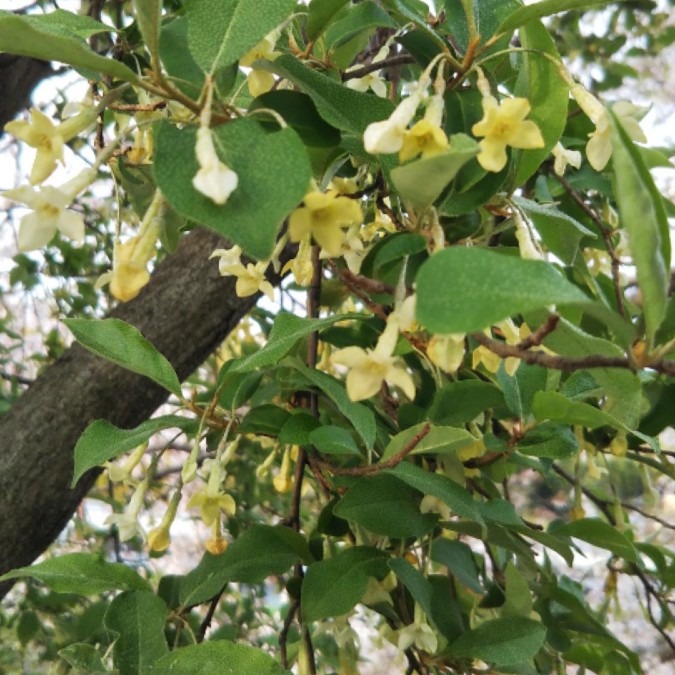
<box><xmin>0</xmin><ymin>228</ymin><xmax>261</xmax><ymax>599</ymax></box>
<box><xmin>0</xmin><ymin>55</ymin><xmax>52</xmax><ymax>132</ymax></box>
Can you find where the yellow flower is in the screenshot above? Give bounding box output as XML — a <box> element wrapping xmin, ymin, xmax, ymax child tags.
<box><xmin>552</xmin><ymin>142</ymin><xmax>582</xmax><ymax>176</ymax></box>
<box><xmin>205</xmin><ymin>536</ymin><xmax>229</xmax><ymax>555</ymax></box>
<box><xmin>427</xmin><ymin>333</ymin><xmax>466</xmax><ymax>374</ymax></box>
<box><xmin>240</xmin><ymin>34</ymin><xmax>279</xmax><ymax>97</ymax></box>
<box><xmin>472</xmin><ymin>343</ymin><xmax>502</xmax><ymax>374</ymax></box>
<box><xmin>472</xmin><ymin>96</ymin><xmax>544</xmax><ymax>172</ymax></box>
<box><xmin>5</xmin><ymin>107</ymin><xmax>96</xmax><ymax>185</ymax></box>
<box><xmin>210</xmin><ymin>248</ymin><xmax>275</xmax><ymax>301</ymax></box>
<box><xmin>105</xmin><ymin>478</ymin><xmax>149</xmax><ymax>542</ymax></box>
<box><xmin>4</xmin><ymin>167</ymin><xmax>95</xmax><ymax>251</ymax></box>
<box><xmin>363</xmin><ymin>89</ymin><xmax>425</xmax><ymax>155</ymax></box>
<box><xmin>282</xmin><ymin>235</ymin><xmax>313</xmax><ymax>286</ymax></box>
<box><xmin>331</xmin><ymin>318</ymin><xmax>415</xmax><ymax>401</ymax></box>
<box><xmin>346</xmin><ymin>42</ymin><xmax>390</xmax><ymax>98</ymax></box>
<box><xmin>288</xmin><ymin>190</ymin><xmax>363</xmax><ymax>257</ymax></box>
<box><xmin>188</xmin><ymin>486</ymin><xmax>236</xmax><ymax>527</ymax></box>
<box><xmin>192</xmin><ymin>127</ymin><xmax>238</xmax><ymax>205</ymax></box>
<box><xmin>273</xmin><ymin>446</ymin><xmax>294</xmax><ymax>493</ymax></box>
<box><xmin>399</xmin><ymin>94</ymin><xmax>448</xmax><ymax>162</ymax></box>
<box><xmin>147</xmin><ymin>526</ymin><xmax>171</xmax><ymax>552</ymax></box>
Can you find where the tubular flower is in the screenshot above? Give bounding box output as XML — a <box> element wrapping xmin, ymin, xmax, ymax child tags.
<box><xmin>363</xmin><ymin>88</ymin><xmax>426</xmax><ymax>155</ymax></box>
<box><xmin>282</xmin><ymin>234</ymin><xmax>314</xmax><ymax>286</ymax></box>
<box><xmin>188</xmin><ymin>462</ymin><xmax>236</xmax><ymax>527</ymax></box>
<box><xmin>288</xmin><ymin>190</ymin><xmax>363</xmax><ymax>257</ymax></box>
<box><xmin>345</xmin><ymin>43</ymin><xmax>390</xmax><ymax>98</ymax></box>
<box><xmin>4</xmin><ymin>168</ymin><xmax>95</xmax><ymax>251</ymax></box>
<box><xmin>239</xmin><ymin>32</ymin><xmax>280</xmax><ymax>97</ymax></box>
<box><xmin>331</xmin><ymin>318</ymin><xmax>415</xmax><ymax>401</ymax></box>
<box><xmin>105</xmin><ymin>478</ymin><xmax>149</xmax><ymax>542</ymax></box>
<box><xmin>399</xmin><ymin>94</ymin><xmax>449</xmax><ymax>162</ymax></box>
<box><xmin>5</xmin><ymin>107</ymin><xmax>96</xmax><ymax>185</ymax></box>
<box><xmin>192</xmin><ymin>126</ymin><xmax>238</xmax><ymax>205</ymax></box>
<box><xmin>210</xmin><ymin>248</ymin><xmax>275</xmax><ymax>301</ymax></box>
<box><xmin>472</xmin><ymin>96</ymin><xmax>544</xmax><ymax>172</ymax></box>
<box><xmin>552</xmin><ymin>142</ymin><xmax>582</xmax><ymax>176</ymax></box>
<box><xmin>427</xmin><ymin>333</ymin><xmax>466</xmax><ymax>374</ymax></box>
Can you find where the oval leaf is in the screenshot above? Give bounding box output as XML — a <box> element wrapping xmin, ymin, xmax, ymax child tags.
<box><xmin>64</xmin><ymin>318</ymin><xmax>182</xmax><ymax>397</ymax></box>
<box><xmin>416</xmin><ymin>248</ymin><xmax>587</xmax><ymax>333</ymax></box>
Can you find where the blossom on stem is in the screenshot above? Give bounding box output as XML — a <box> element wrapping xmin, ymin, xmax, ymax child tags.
<box><xmin>345</xmin><ymin>43</ymin><xmax>390</xmax><ymax>98</ymax></box>
<box><xmin>105</xmin><ymin>478</ymin><xmax>149</xmax><ymax>542</ymax></box>
<box><xmin>210</xmin><ymin>247</ymin><xmax>275</xmax><ymax>301</ymax></box>
<box><xmin>427</xmin><ymin>333</ymin><xmax>466</xmax><ymax>374</ymax></box>
<box><xmin>4</xmin><ymin>168</ymin><xmax>95</xmax><ymax>251</ymax></box>
<box><xmin>552</xmin><ymin>142</ymin><xmax>582</xmax><ymax>176</ymax></box>
<box><xmin>363</xmin><ymin>89</ymin><xmax>425</xmax><ymax>155</ymax></box>
<box><xmin>239</xmin><ymin>32</ymin><xmax>280</xmax><ymax>97</ymax></box>
<box><xmin>331</xmin><ymin>317</ymin><xmax>415</xmax><ymax>401</ymax></box>
<box><xmin>282</xmin><ymin>234</ymin><xmax>314</xmax><ymax>286</ymax></box>
<box><xmin>192</xmin><ymin>126</ymin><xmax>238</xmax><ymax>205</ymax></box>
<box><xmin>288</xmin><ymin>190</ymin><xmax>363</xmax><ymax>257</ymax></box>
<box><xmin>188</xmin><ymin>460</ymin><xmax>236</xmax><ymax>527</ymax></box>
<box><xmin>399</xmin><ymin>94</ymin><xmax>449</xmax><ymax>162</ymax></box>
<box><xmin>5</xmin><ymin>106</ymin><xmax>96</xmax><ymax>184</ymax></box>
<box><xmin>472</xmin><ymin>96</ymin><xmax>544</xmax><ymax>172</ymax></box>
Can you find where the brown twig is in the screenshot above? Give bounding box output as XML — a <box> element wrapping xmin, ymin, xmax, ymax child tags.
<box><xmin>516</xmin><ymin>314</ymin><xmax>560</xmax><ymax>349</ymax></box>
<box><xmin>196</xmin><ymin>585</ymin><xmax>226</xmax><ymax>643</ymax></box>
<box><xmin>316</xmin><ymin>422</ymin><xmax>430</xmax><ymax>476</ymax></box>
<box><xmin>471</xmin><ymin>331</ymin><xmax>675</xmax><ymax>376</ymax></box>
<box><xmin>552</xmin><ymin>172</ymin><xmax>627</xmax><ymax>319</ymax></box>
<box><xmin>342</xmin><ymin>54</ymin><xmax>416</xmax><ymax>81</ymax></box>
<box><xmin>336</xmin><ymin>267</ymin><xmax>396</xmax><ymax>295</ymax></box>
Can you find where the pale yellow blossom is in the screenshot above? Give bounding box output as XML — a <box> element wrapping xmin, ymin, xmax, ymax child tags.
<box><xmin>288</xmin><ymin>190</ymin><xmax>363</xmax><ymax>257</ymax></box>
<box><xmin>105</xmin><ymin>478</ymin><xmax>149</xmax><ymax>542</ymax></box>
<box><xmin>399</xmin><ymin>94</ymin><xmax>448</xmax><ymax>162</ymax></box>
<box><xmin>552</xmin><ymin>142</ymin><xmax>582</xmax><ymax>176</ymax></box>
<box><xmin>282</xmin><ymin>235</ymin><xmax>314</xmax><ymax>286</ymax></box>
<box><xmin>240</xmin><ymin>33</ymin><xmax>280</xmax><ymax>97</ymax></box>
<box><xmin>331</xmin><ymin>318</ymin><xmax>415</xmax><ymax>401</ymax></box>
<box><xmin>363</xmin><ymin>89</ymin><xmax>426</xmax><ymax>155</ymax></box>
<box><xmin>472</xmin><ymin>96</ymin><xmax>544</xmax><ymax>172</ymax></box>
<box><xmin>427</xmin><ymin>333</ymin><xmax>466</xmax><ymax>374</ymax></box>
<box><xmin>210</xmin><ymin>248</ymin><xmax>275</xmax><ymax>301</ymax></box>
<box><xmin>192</xmin><ymin>126</ymin><xmax>238</xmax><ymax>204</ymax></box>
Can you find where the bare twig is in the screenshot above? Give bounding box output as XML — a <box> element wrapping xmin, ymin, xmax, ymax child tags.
<box><xmin>196</xmin><ymin>585</ymin><xmax>226</xmax><ymax>643</ymax></box>
<box><xmin>342</xmin><ymin>54</ymin><xmax>416</xmax><ymax>81</ymax></box>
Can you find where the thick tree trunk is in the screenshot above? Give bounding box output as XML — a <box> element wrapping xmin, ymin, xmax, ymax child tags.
<box><xmin>0</xmin><ymin>55</ymin><xmax>52</xmax><ymax>132</ymax></box>
<box><xmin>0</xmin><ymin>228</ymin><xmax>261</xmax><ymax>599</ymax></box>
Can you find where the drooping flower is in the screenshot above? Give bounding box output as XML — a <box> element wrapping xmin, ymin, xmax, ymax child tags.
<box><xmin>288</xmin><ymin>190</ymin><xmax>363</xmax><ymax>257</ymax></box>
<box><xmin>427</xmin><ymin>333</ymin><xmax>466</xmax><ymax>374</ymax></box>
<box><xmin>105</xmin><ymin>478</ymin><xmax>149</xmax><ymax>542</ymax></box>
<box><xmin>4</xmin><ymin>168</ymin><xmax>95</xmax><ymax>251</ymax></box>
<box><xmin>472</xmin><ymin>96</ymin><xmax>544</xmax><ymax>172</ymax></box>
<box><xmin>331</xmin><ymin>317</ymin><xmax>415</xmax><ymax>401</ymax></box>
<box><xmin>345</xmin><ymin>43</ymin><xmax>390</xmax><ymax>98</ymax></box>
<box><xmin>188</xmin><ymin>463</ymin><xmax>236</xmax><ymax>527</ymax></box>
<box><xmin>192</xmin><ymin>126</ymin><xmax>238</xmax><ymax>205</ymax></box>
<box><xmin>551</xmin><ymin>142</ymin><xmax>582</xmax><ymax>176</ymax></box>
<box><xmin>397</xmin><ymin>619</ymin><xmax>437</xmax><ymax>654</ymax></box>
<box><xmin>210</xmin><ymin>247</ymin><xmax>275</xmax><ymax>301</ymax></box>
<box><xmin>239</xmin><ymin>32</ymin><xmax>280</xmax><ymax>97</ymax></box>
<box><xmin>5</xmin><ymin>106</ymin><xmax>97</xmax><ymax>185</ymax></box>
<box><xmin>363</xmin><ymin>89</ymin><xmax>426</xmax><ymax>155</ymax></box>
<box><xmin>282</xmin><ymin>234</ymin><xmax>314</xmax><ymax>286</ymax></box>
<box><xmin>399</xmin><ymin>94</ymin><xmax>449</xmax><ymax>162</ymax></box>
<box><xmin>147</xmin><ymin>486</ymin><xmax>182</xmax><ymax>553</ymax></box>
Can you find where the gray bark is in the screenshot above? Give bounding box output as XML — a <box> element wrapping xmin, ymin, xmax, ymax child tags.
<box><xmin>0</xmin><ymin>228</ymin><xmax>261</xmax><ymax>599</ymax></box>
<box><xmin>0</xmin><ymin>55</ymin><xmax>52</xmax><ymax>132</ymax></box>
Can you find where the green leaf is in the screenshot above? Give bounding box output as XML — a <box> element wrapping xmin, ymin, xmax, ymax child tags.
<box><xmin>0</xmin><ymin>14</ymin><xmax>137</xmax><ymax>82</ymax></box>
<box><xmin>234</xmin><ymin>312</ymin><xmax>362</xmax><ymax>372</ymax></box>
<box><xmin>154</xmin><ymin>119</ymin><xmax>311</xmax><ymax>260</ymax></box>
<box><xmin>184</xmin><ymin>0</ymin><xmax>296</xmax><ymax>73</ymax></box>
<box><xmin>610</xmin><ymin>109</ymin><xmax>670</xmax><ymax>343</ymax></box>
<box><xmin>442</xmin><ymin>0</ymin><xmax>520</xmax><ymax>52</ymax></box>
<box><xmin>310</xmin><ymin>425</ymin><xmax>362</xmax><ymax>456</ymax></box>
<box><xmin>149</xmin><ymin>642</ymin><xmax>290</xmax><ymax>674</ymax></box>
<box><xmin>334</xmin><ymin>473</ymin><xmax>437</xmax><ymax>538</ymax></box>
<box><xmin>382</xmin><ymin>423</ymin><xmax>475</xmax><ymax>458</ymax></box>
<box><xmin>262</xmin><ymin>54</ymin><xmax>394</xmax><ymax>134</ymax></box>
<box><xmin>497</xmin><ymin>0</ymin><xmax>622</xmax><ymax>34</ymax></box>
<box><xmin>105</xmin><ymin>591</ymin><xmax>168</xmax><ymax>675</ymax></box>
<box><xmin>306</xmin><ymin>0</ymin><xmax>350</xmax><ymax>41</ymax></box>
<box><xmin>391</xmin><ymin>134</ymin><xmax>479</xmax><ymax>207</ymax></box>
<box><xmin>497</xmin><ymin>363</ymin><xmax>549</xmax><ymax>419</ymax></box>
<box><xmin>429</xmin><ymin>380</ymin><xmax>505</xmax><ymax>425</ymax></box>
<box><xmin>132</xmin><ymin>0</ymin><xmax>161</xmax><ymax>66</ymax></box>
<box><xmin>291</xmin><ymin>363</ymin><xmax>376</xmax><ymax>448</ymax></box>
<box><xmin>430</xmin><ymin>539</ymin><xmax>483</xmax><ymax>593</ymax></box>
<box><xmin>217</xmin><ymin>370</ymin><xmax>263</xmax><ymax>410</ymax></box>
<box><xmin>388</xmin><ymin>557</ymin><xmax>434</xmax><ymax>617</ymax></box>
<box><xmin>64</xmin><ymin>318</ymin><xmax>182</xmax><ymax>397</ymax></box>
<box><xmin>0</xmin><ymin>553</ymin><xmax>150</xmax><ymax>595</ymax></box>
<box><xmin>325</xmin><ymin>0</ymin><xmax>396</xmax><ymax>50</ymax></box>
<box><xmin>159</xmin><ymin>17</ymin><xmax>205</xmax><ymax>98</ymax></box>
<box><xmin>238</xmin><ymin>404</ymin><xmax>291</xmax><ymax>436</ymax></box>
<box><xmin>279</xmin><ymin>411</ymin><xmax>321</xmax><ymax>445</ymax></box>
<box><xmin>59</xmin><ymin>644</ymin><xmax>106</xmax><ymax>673</ymax></box>
<box><xmin>517</xmin><ymin>422</ymin><xmax>579</xmax><ymax>459</ymax></box>
<box><xmin>513</xmin><ymin>20</ymin><xmax>569</xmax><ymax>186</ymax></box>
<box><xmin>416</xmin><ymin>248</ymin><xmax>587</xmax><ymax>333</ymax></box>
<box><xmin>449</xmin><ymin>617</ymin><xmax>547</xmax><ymax>666</ymax></box>
<box><xmin>502</xmin><ymin>561</ymin><xmax>533</xmax><ymax>617</ymax></box>
<box><xmin>12</xmin><ymin>9</ymin><xmax>113</xmax><ymax>39</ymax></box>
<box><xmin>553</xmin><ymin>518</ymin><xmax>638</xmax><ymax>562</ymax></box>
<box><xmin>72</xmin><ymin>415</ymin><xmax>197</xmax><ymax>486</ymax></box>
<box><xmin>301</xmin><ymin>546</ymin><xmax>388</xmax><ymax>622</ymax></box>
<box><xmin>532</xmin><ymin>391</ymin><xmax>657</xmax><ymax>451</ymax></box>
<box><xmin>180</xmin><ymin>526</ymin><xmax>312</xmax><ymax>606</ymax></box>
<box><xmin>388</xmin><ymin>461</ymin><xmax>484</xmax><ymax>524</ymax></box>
<box><xmin>514</xmin><ymin>196</ymin><xmax>596</xmax><ymax>265</ymax></box>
